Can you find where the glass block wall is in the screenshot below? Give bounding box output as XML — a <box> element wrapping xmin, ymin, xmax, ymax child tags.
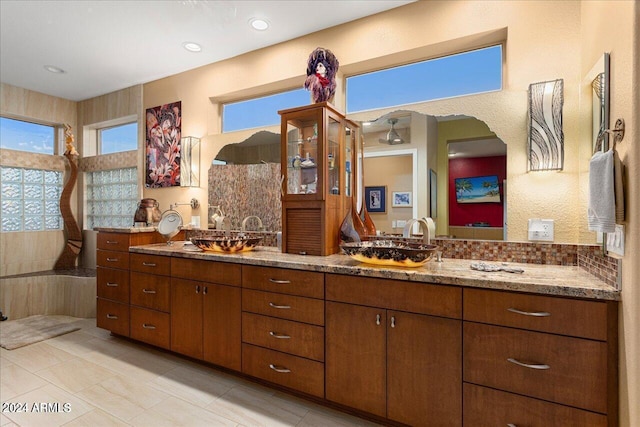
<box><xmin>1</xmin><ymin>166</ymin><xmax>63</xmax><ymax>232</ymax></box>
<box><xmin>85</xmin><ymin>167</ymin><xmax>138</xmax><ymax>229</ymax></box>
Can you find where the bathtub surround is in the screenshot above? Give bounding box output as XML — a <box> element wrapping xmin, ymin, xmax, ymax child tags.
<box><xmin>0</xmin><ymin>269</ymin><xmax>96</xmax><ymax>321</ymax></box>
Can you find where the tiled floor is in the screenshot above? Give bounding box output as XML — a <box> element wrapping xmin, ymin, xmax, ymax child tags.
<box><xmin>0</xmin><ymin>319</ymin><xmax>380</xmax><ymax>427</ymax></box>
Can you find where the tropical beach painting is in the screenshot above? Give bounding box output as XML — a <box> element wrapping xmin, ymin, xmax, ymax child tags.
<box><xmin>455</xmin><ymin>175</ymin><xmax>501</xmax><ymax>203</ymax></box>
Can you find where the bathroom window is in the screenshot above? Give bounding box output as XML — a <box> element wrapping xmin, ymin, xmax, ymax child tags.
<box><xmin>0</xmin><ymin>117</ymin><xmax>56</xmax><ymax>154</ymax></box>
<box><xmin>346</xmin><ymin>45</ymin><xmax>503</xmax><ymax>113</ymax></box>
<box><xmin>85</xmin><ymin>167</ymin><xmax>138</xmax><ymax>229</ymax></box>
<box><xmin>222</xmin><ymin>88</ymin><xmax>309</xmax><ymax>133</ymax></box>
<box><xmin>0</xmin><ymin>166</ymin><xmax>63</xmax><ymax>232</ymax></box>
<box><xmin>99</xmin><ymin>122</ymin><xmax>138</xmax><ymax>154</ymax></box>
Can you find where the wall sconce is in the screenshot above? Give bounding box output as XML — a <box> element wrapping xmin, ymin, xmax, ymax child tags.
<box><xmin>528</xmin><ymin>79</ymin><xmax>564</xmax><ymax>171</ymax></box>
<box><xmin>180</xmin><ymin>136</ymin><xmax>200</xmax><ymax>187</ymax></box>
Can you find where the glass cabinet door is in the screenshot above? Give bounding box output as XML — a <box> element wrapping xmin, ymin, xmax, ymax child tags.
<box><xmin>327</xmin><ymin>115</ymin><xmax>340</xmax><ymax>196</ymax></box>
<box><xmin>285</xmin><ymin>116</ymin><xmax>319</xmax><ymax>196</ymax></box>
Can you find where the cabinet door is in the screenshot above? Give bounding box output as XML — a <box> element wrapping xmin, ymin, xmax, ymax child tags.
<box><xmin>203</xmin><ymin>283</ymin><xmax>241</xmax><ymax>371</ymax></box>
<box><xmin>387</xmin><ymin>311</ymin><xmax>462</xmax><ymax>427</ymax></box>
<box><xmin>170</xmin><ymin>278</ymin><xmax>203</xmax><ymax>359</ymax></box>
<box><xmin>325</xmin><ymin>302</ymin><xmax>386</xmax><ymax>417</ymax></box>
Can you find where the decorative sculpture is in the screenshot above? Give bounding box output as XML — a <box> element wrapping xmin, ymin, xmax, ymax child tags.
<box><xmin>304</xmin><ymin>47</ymin><xmax>339</xmax><ymax>104</ymax></box>
<box><xmin>54</xmin><ymin>124</ymin><xmax>83</xmax><ymax>270</ymax></box>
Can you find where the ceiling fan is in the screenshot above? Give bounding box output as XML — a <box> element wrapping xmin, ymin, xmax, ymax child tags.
<box><xmin>379</xmin><ymin>118</ymin><xmax>406</xmax><ymax>145</ymax></box>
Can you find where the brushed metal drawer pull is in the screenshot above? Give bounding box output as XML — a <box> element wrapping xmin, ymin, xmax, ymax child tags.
<box><xmin>507</xmin><ymin>424</ymin><xmax>517</xmax><ymax>427</ymax></box>
<box><xmin>106</xmin><ymin>314</ymin><xmax>118</xmax><ymax>319</ymax></box>
<box><xmin>106</xmin><ymin>240</ymin><xmax>119</xmax><ymax>244</ymax></box>
<box><xmin>106</xmin><ymin>282</ymin><xmax>119</xmax><ymax>287</ymax></box>
<box><xmin>269</xmin><ymin>278</ymin><xmax>291</xmax><ymax>284</ymax></box>
<box><xmin>376</xmin><ymin>314</ymin><xmax>381</xmax><ymax>325</ymax></box>
<box><xmin>507</xmin><ymin>357</ymin><xmax>550</xmax><ymax>370</ymax></box>
<box><xmin>269</xmin><ymin>364</ymin><xmax>291</xmax><ymax>373</ymax></box>
<box><xmin>142</xmin><ymin>262</ymin><xmax>157</xmax><ymax>267</ymax></box>
<box><xmin>390</xmin><ymin>316</ymin><xmax>396</xmax><ymax>328</ymax></box>
<box><xmin>507</xmin><ymin>307</ymin><xmax>551</xmax><ymax>317</ymax></box>
<box><xmin>203</xmin><ymin>286</ymin><xmax>208</xmax><ymax>295</ymax></box>
<box><xmin>106</xmin><ymin>257</ymin><xmax>119</xmax><ymax>262</ymax></box>
<box><xmin>142</xmin><ymin>289</ymin><xmax>156</xmax><ymax>294</ymax></box>
<box><xmin>269</xmin><ymin>331</ymin><xmax>291</xmax><ymax>339</ymax></box>
<box><xmin>269</xmin><ymin>302</ymin><xmax>291</xmax><ymax>309</ymax></box>
<box><xmin>196</xmin><ymin>285</ymin><xmax>200</xmax><ymax>294</ymax></box>
<box><xmin>142</xmin><ymin>324</ymin><xmax>156</xmax><ymax>330</ymax></box>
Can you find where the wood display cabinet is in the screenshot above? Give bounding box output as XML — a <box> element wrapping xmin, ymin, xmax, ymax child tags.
<box><xmin>279</xmin><ymin>102</ymin><xmax>359</xmax><ymax>256</ymax></box>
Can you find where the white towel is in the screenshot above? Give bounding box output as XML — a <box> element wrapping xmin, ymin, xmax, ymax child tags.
<box><xmin>588</xmin><ymin>150</ymin><xmax>615</xmax><ymax>233</ymax></box>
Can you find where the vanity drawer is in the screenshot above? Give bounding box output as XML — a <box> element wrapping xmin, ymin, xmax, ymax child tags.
<box><xmin>130</xmin><ymin>306</ymin><xmax>170</xmax><ymax>349</ymax></box>
<box><xmin>97</xmin><ymin>232</ymin><xmax>131</xmax><ymax>252</ymax></box>
<box><xmin>242</xmin><ymin>265</ymin><xmax>323</xmax><ymax>298</ymax></box>
<box><xmin>172</xmin><ymin>258</ymin><xmax>241</xmax><ymax>286</ymax></box>
<box><xmin>97</xmin><ymin>249</ymin><xmax>129</xmax><ymax>270</ymax></box>
<box><xmin>326</xmin><ymin>274</ymin><xmax>461</xmax><ymax>319</ymax></box>
<box><xmin>130</xmin><ymin>271</ymin><xmax>170</xmax><ymax>312</ymax></box>
<box><xmin>242</xmin><ymin>289</ymin><xmax>324</xmax><ymax>326</ymax></box>
<box><xmin>97</xmin><ymin>267</ymin><xmax>129</xmax><ymax>303</ymax></box>
<box><xmin>130</xmin><ymin>253</ymin><xmax>171</xmax><ymax>276</ymax></box>
<box><xmin>463</xmin><ymin>322</ymin><xmax>608</xmax><ymax>413</ymax></box>
<box><xmin>242</xmin><ymin>312</ymin><xmax>324</xmax><ymax>361</ymax></box>
<box><xmin>242</xmin><ymin>343</ymin><xmax>324</xmax><ymax>398</ymax></box>
<box><xmin>96</xmin><ymin>298</ymin><xmax>129</xmax><ymax>337</ymax></box>
<box><xmin>463</xmin><ymin>288</ymin><xmax>608</xmax><ymax>340</ymax></box>
<box><xmin>464</xmin><ymin>383</ymin><xmax>607</xmax><ymax>427</ymax></box>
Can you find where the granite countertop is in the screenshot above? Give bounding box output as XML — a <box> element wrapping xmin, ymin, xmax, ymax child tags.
<box><xmin>94</xmin><ymin>226</ymin><xmax>195</xmax><ymax>233</ymax></box>
<box><xmin>130</xmin><ymin>242</ymin><xmax>620</xmax><ymax>301</ymax></box>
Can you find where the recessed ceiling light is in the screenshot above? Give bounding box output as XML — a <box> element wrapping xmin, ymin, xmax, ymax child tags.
<box><xmin>44</xmin><ymin>65</ymin><xmax>65</xmax><ymax>74</ymax></box>
<box><xmin>182</xmin><ymin>42</ymin><xmax>202</xmax><ymax>52</ymax></box>
<box><xmin>250</xmin><ymin>18</ymin><xmax>269</xmax><ymax>31</ymax></box>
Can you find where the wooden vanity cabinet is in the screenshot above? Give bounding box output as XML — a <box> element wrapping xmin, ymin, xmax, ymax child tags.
<box><xmin>463</xmin><ymin>288</ymin><xmax>617</xmax><ymax>426</ymax></box>
<box><xmin>325</xmin><ymin>274</ymin><xmax>462</xmax><ymax>426</ymax></box>
<box><xmin>241</xmin><ymin>265</ymin><xmax>325</xmax><ymax>398</ymax></box>
<box><xmin>170</xmin><ymin>258</ymin><xmax>242</xmax><ymax>371</ymax></box>
<box><xmin>128</xmin><ymin>253</ymin><xmax>171</xmax><ymax>349</ymax></box>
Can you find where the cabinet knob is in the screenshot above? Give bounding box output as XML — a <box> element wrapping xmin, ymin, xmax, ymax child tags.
<box><xmin>196</xmin><ymin>285</ymin><xmax>200</xmax><ymax>294</ymax></box>
<box><xmin>507</xmin><ymin>307</ymin><xmax>551</xmax><ymax>317</ymax></box>
<box><xmin>203</xmin><ymin>286</ymin><xmax>208</xmax><ymax>295</ymax></box>
<box><xmin>507</xmin><ymin>357</ymin><xmax>550</xmax><ymax>370</ymax></box>
<box><xmin>269</xmin><ymin>302</ymin><xmax>291</xmax><ymax>309</ymax></box>
<box><xmin>269</xmin><ymin>364</ymin><xmax>291</xmax><ymax>373</ymax></box>
<box><xmin>269</xmin><ymin>331</ymin><xmax>291</xmax><ymax>339</ymax></box>
<box><xmin>390</xmin><ymin>316</ymin><xmax>396</xmax><ymax>328</ymax></box>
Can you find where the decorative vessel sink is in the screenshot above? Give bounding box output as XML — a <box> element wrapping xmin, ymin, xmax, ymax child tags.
<box><xmin>340</xmin><ymin>240</ymin><xmax>439</xmax><ymax>267</ymax></box>
<box><xmin>190</xmin><ymin>236</ymin><xmax>262</xmax><ymax>253</ymax></box>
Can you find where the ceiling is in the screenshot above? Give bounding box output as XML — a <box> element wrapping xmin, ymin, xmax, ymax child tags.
<box><xmin>0</xmin><ymin>0</ymin><xmax>414</xmax><ymax>102</ymax></box>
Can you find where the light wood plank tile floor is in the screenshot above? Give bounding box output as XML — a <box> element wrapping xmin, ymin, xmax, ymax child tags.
<box><xmin>0</xmin><ymin>318</ymin><xmax>381</xmax><ymax>427</ymax></box>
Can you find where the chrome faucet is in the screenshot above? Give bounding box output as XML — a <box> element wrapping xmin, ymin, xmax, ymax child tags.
<box><xmin>241</xmin><ymin>215</ymin><xmax>264</xmax><ymax>232</ymax></box>
<box><xmin>220</xmin><ymin>216</ymin><xmax>232</xmax><ymax>236</ymax></box>
<box><xmin>402</xmin><ymin>218</ymin><xmax>431</xmax><ymax>245</ymax></box>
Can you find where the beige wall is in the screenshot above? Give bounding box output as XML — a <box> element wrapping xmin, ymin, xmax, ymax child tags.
<box><xmin>579</xmin><ymin>2</ymin><xmax>639</xmax><ymax>425</ymax></box>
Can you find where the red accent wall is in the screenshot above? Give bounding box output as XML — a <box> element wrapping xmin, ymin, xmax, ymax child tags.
<box><xmin>449</xmin><ymin>156</ymin><xmax>506</xmax><ymax>227</ymax></box>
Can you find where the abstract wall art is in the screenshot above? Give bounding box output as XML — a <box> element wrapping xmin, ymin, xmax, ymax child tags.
<box><xmin>146</xmin><ymin>101</ymin><xmax>182</xmax><ymax>187</ymax></box>
<box><xmin>528</xmin><ymin>79</ymin><xmax>564</xmax><ymax>171</ymax></box>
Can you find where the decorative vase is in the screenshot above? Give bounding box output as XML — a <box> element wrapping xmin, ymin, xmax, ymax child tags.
<box><xmin>359</xmin><ymin>201</ymin><xmax>377</xmax><ymax>238</ymax></box>
<box><xmin>340</xmin><ymin>197</ymin><xmax>367</xmax><ymax>244</ymax></box>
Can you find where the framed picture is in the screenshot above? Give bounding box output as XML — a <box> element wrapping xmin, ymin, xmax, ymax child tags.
<box><xmin>392</xmin><ymin>191</ymin><xmax>412</xmax><ymax>207</ymax></box>
<box><xmin>365</xmin><ymin>186</ymin><xmax>386</xmax><ymax>213</ymax></box>
<box><xmin>429</xmin><ymin>169</ymin><xmax>437</xmax><ymax>218</ymax></box>
<box><xmin>145</xmin><ymin>101</ymin><xmax>182</xmax><ymax>188</ymax></box>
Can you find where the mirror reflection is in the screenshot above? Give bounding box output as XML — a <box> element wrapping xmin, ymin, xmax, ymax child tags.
<box><xmin>209</xmin><ymin>112</ymin><xmax>508</xmax><ymax>241</ymax></box>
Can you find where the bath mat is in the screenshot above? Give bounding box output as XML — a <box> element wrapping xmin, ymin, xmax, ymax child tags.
<box><xmin>0</xmin><ymin>315</ymin><xmax>82</xmax><ymax>350</ymax></box>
